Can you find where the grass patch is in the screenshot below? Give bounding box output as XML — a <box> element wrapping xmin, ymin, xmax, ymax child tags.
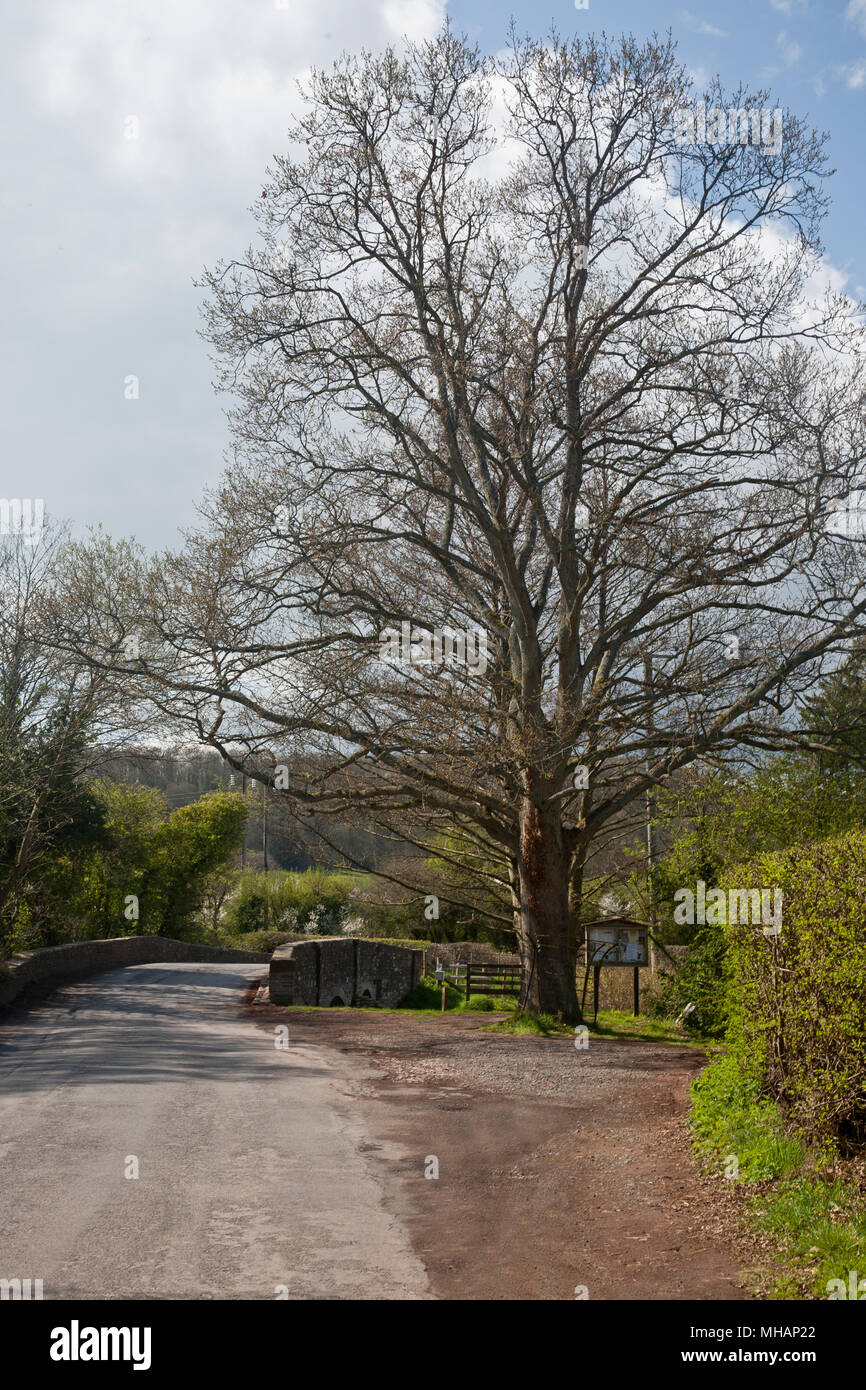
<box><xmin>273</xmin><ymin>993</ymin><xmax>706</xmax><ymax>1043</ymax></box>
<box><xmin>399</xmin><ymin>975</ymin><xmax>463</xmax><ymax>1010</ymax></box>
<box><xmin>691</xmin><ymin>1052</ymin><xmax>805</xmax><ymax>1181</ymax></box>
<box><xmin>485</xmin><ymin>1006</ymin><xmax>707</xmax><ymax>1042</ymax></box>
<box><xmin>752</xmin><ymin>1178</ymin><xmax>866</xmax><ymax>1300</ymax></box>
<box><xmin>485</xmin><ymin>1008</ymin><xmax>570</xmax><ymax>1036</ymax></box>
<box><xmin>276</xmin><ymin>1003</ymin><xmax>467</xmax><ymax>1017</ymax></box>
<box><xmin>271</xmin><ymin>979</ymin><xmax>514</xmax><ymax>1017</ymax></box>
<box><xmin>590</xmin><ymin>1008</ymin><xmax>710</xmax><ymax>1047</ymax></box>
<box><xmin>399</xmin><ymin>975</ymin><xmax>518</xmax><ymax>1013</ymax></box>
<box><xmin>690</xmin><ymin>1052</ymin><xmax>866</xmax><ymax>1299</ymax></box>
<box><xmin>458</xmin><ymin>992</ymin><xmax>518</xmax><ymax>1012</ymax></box>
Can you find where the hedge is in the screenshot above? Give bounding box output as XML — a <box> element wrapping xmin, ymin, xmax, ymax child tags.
<box><xmin>722</xmin><ymin>830</ymin><xmax>866</xmax><ymax>1153</ymax></box>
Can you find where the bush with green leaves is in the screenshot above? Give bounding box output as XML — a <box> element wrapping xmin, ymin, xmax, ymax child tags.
<box><xmin>722</xmin><ymin>830</ymin><xmax>866</xmax><ymax>1154</ymax></box>
<box><xmin>222</xmin><ymin>867</ymin><xmax>356</xmax><ymax>936</ymax></box>
<box><xmin>1</xmin><ymin>733</ymin><xmax>109</xmax><ymax>952</ymax></box>
<box><xmin>144</xmin><ymin>792</ymin><xmax>248</xmax><ymax>937</ymax></box>
<box><xmin>399</xmin><ymin>974</ymin><xmax>462</xmax><ymax>1010</ymax></box>
<box><xmin>644</xmin><ymin>921</ymin><xmax>729</xmax><ymax>1036</ymax></box>
<box><xmin>33</xmin><ymin>782</ymin><xmax>247</xmax><ymax>946</ymax></box>
<box><xmin>233</xmin><ymin>928</ymin><xmax>299</xmax><ymax>954</ymax></box>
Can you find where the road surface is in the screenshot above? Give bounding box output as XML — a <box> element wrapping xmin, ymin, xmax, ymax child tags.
<box><xmin>0</xmin><ymin>964</ymin><xmax>430</xmax><ymax>1299</ymax></box>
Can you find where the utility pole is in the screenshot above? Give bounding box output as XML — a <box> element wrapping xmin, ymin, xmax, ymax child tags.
<box><xmin>241</xmin><ymin>773</ymin><xmax>246</xmax><ymax>868</ymax></box>
<box><xmin>643</xmin><ymin>655</ymin><xmax>658</xmax><ymax>976</ymax></box>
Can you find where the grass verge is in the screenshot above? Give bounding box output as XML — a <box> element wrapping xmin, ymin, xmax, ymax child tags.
<box><xmin>690</xmin><ymin>1052</ymin><xmax>866</xmax><ymax>1299</ymax></box>
<box><xmin>485</xmin><ymin>1008</ymin><xmax>570</xmax><ymax>1035</ymax></box>
<box><xmin>275</xmin><ymin>989</ymin><xmax>710</xmax><ymax>1045</ymax></box>
<box><xmin>589</xmin><ymin>1008</ymin><xmax>708</xmax><ymax>1047</ymax></box>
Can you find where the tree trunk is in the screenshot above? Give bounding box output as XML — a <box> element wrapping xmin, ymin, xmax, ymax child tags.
<box><xmin>517</xmin><ymin>793</ymin><xmax>581</xmax><ymax>1022</ymax></box>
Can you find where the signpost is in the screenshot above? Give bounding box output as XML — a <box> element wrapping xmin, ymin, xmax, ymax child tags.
<box><xmin>434</xmin><ymin>961</ymin><xmax>446</xmax><ymax>1013</ymax></box>
<box><xmin>583</xmin><ymin>918</ymin><xmax>649</xmax><ymax>1021</ymax></box>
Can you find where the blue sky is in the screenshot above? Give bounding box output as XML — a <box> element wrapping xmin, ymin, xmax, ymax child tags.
<box><xmin>451</xmin><ymin>0</ymin><xmax>865</xmax><ymax>274</ymax></box>
<box><xmin>4</xmin><ymin>0</ymin><xmax>865</xmax><ymax>552</ymax></box>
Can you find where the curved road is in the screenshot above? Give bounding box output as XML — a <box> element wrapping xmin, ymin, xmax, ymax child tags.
<box><xmin>0</xmin><ymin>964</ymin><xmax>430</xmax><ymax>1300</ymax></box>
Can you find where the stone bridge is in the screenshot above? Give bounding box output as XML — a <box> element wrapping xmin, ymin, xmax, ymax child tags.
<box><xmin>269</xmin><ymin>937</ymin><xmax>424</xmax><ymax>1007</ymax></box>
<box><xmin>0</xmin><ymin>935</ymin><xmax>269</xmax><ymax>1012</ymax></box>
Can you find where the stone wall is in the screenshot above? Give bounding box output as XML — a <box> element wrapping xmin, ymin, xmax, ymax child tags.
<box><xmin>317</xmin><ymin>937</ymin><xmax>358</xmax><ymax>1007</ymax></box>
<box><xmin>0</xmin><ymin>936</ymin><xmax>269</xmax><ymax>1011</ymax></box>
<box><xmin>269</xmin><ymin>937</ymin><xmax>424</xmax><ymax>1007</ymax></box>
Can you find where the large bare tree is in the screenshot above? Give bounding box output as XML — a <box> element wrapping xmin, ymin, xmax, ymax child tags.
<box><xmin>58</xmin><ymin>28</ymin><xmax>866</xmax><ymax>1019</ymax></box>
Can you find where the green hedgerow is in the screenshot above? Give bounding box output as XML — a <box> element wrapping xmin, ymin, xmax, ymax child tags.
<box><xmin>722</xmin><ymin>830</ymin><xmax>866</xmax><ymax>1154</ymax></box>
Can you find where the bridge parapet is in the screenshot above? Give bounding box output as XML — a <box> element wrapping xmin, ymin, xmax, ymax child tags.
<box><xmin>269</xmin><ymin>938</ymin><xmax>424</xmax><ymax>1007</ymax></box>
<box><xmin>0</xmin><ymin>936</ymin><xmax>269</xmax><ymax>1011</ymax></box>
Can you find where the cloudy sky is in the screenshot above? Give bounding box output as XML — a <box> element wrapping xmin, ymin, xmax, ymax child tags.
<box><xmin>5</xmin><ymin>0</ymin><xmax>866</xmax><ymax>552</ymax></box>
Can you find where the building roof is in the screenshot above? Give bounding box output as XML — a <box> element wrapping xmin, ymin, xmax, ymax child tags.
<box><xmin>582</xmin><ymin>917</ymin><xmax>650</xmax><ymax>931</ymax></box>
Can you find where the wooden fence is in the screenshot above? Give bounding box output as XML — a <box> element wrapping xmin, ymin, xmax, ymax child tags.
<box><xmin>446</xmin><ymin>960</ymin><xmax>522</xmax><ymax>1001</ymax></box>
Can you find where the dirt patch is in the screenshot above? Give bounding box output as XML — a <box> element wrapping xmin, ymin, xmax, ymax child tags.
<box><xmin>249</xmin><ymin>1005</ymin><xmax>763</xmax><ymax>1300</ymax></box>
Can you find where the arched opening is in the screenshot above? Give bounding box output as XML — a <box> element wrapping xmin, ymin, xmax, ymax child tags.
<box><xmin>329</xmin><ymin>995</ymin><xmax>346</xmax><ymax>1007</ymax></box>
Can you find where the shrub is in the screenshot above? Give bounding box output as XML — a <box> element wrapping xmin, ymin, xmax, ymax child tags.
<box><xmin>223</xmin><ymin>867</ymin><xmax>356</xmax><ymax>936</ymax></box>
<box><xmin>722</xmin><ymin>830</ymin><xmax>866</xmax><ymax>1153</ymax></box>
<box><xmin>29</xmin><ymin>784</ymin><xmax>247</xmax><ymax>944</ymax></box>
<box><xmin>146</xmin><ymin>792</ymin><xmax>248</xmax><ymax>936</ymax></box>
<box><xmin>224</xmin><ymin>877</ymin><xmax>271</xmax><ymax>935</ymax></box>
<box><xmin>644</xmin><ymin>922</ymin><xmax>729</xmax><ymax>1036</ymax></box>
<box><xmin>460</xmin><ymin>994</ymin><xmax>498</xmax><ymax>1011</ymax></box>
<box><xmin>234</xmin><ymin>929</ymin><xmax>299</xmax><ymax>954</ymax></box>
<box><xmin>400</xmin><ymin>974</ymin><xmax>462</xmax><ymax>1010</ymax></box>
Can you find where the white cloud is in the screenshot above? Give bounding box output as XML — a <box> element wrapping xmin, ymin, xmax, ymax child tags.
<box><xmin>846</xmin><ymin>0</ymin><xmax>866</xmax><ymax>38</ymax></box>
<box><xmin>7</xmin><ymin>0</ymin><xmax>451</xmax><ymax>550</ymax></box>
<box><xmin>381</xmin><ymin>0</ymin><xmax>446</xmax><ymax>41</ymax></box>
<box><xmin>27</xmin><ymin>0</ymin><xmax>447</xmax><ymax>184</ymax></box>
<box><xmin>839</xmin><ymin>58</ymin><xmax>866</xmax><ymax>87</ymax></box>
<box><xmin>6</xmin><ymin>0</ymin><xmax>861</xmax><ymax>556</ymax></box>
<box><xmin>680</xmin><ymin>11</ymin><xmax>728</xmax><ymax>38</ymax></box>
<box><xmin>776</xmin><ymin>30</ymin><xmax>802</xmax><ymax>65</ymax></box>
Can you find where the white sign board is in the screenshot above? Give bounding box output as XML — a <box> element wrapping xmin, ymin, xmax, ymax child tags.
<box><xmin>586</xmin><ymin>923</ymin><xmax>648</xmax><ymax>966</ymax></box>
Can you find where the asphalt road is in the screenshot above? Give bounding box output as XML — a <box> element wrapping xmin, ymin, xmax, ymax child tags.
<box><xmin>0</xmin><ymin>963</ymin><xmax>430</xmax><ymax>1299</ymax></box>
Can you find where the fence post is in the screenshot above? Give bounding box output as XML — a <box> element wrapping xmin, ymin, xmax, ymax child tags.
<box><xmin>465</xmin><ymin>966</ymin><xmax>471</xmax><ymax>1002</ymax></box>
